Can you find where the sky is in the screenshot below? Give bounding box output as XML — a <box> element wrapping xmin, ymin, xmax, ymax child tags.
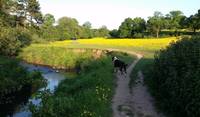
<box><xmin>38</xmin><ymin>0</ymin><xmax>200</xmax><ymax>29</ymax></box>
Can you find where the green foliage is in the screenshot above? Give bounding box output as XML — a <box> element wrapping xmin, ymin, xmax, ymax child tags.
<box><xmin>186</xmin><ymin>10</ymin><xmax>200</xmax><ymax>33</ymax></box>
<box><xmin>0</xmin><ymin>56</ymin><xmax>45</xmax><ymax>104</ymax></box>
<box><xmin>56</xmin><ymin>17</ymin><xmax>81</xmax><ymax>40</ymax></box>
<box><xmin>117</xmin><ymin>17</ymin><xmax>146</xmax><ymax>38</ymax></box>
<box><xmin>147</xmin><ymin>36</ymin><xmax>200</xmax><ymax>117</ymax></box>
<box><xmin>81</xmin><ymin>21</ymin><xmax>93</xmax><ymax>38</ymax></box>
<box><xmin>165</xmin><ymin>10</ymin><xmax>185</xmax><ymax>30</ymax></box>
<box><xmin>29</xmin><ymin>52</ymin><xmax>134</xmax><ymax>117</ymax></box>
<box><xmin>96</xmin><ymin>25</ymin><xmax>110</xmax><ymax>38</ymax></box>
<box><xmin>132</xmin><ymin>17</ymin><xmax>146</xmax><ymax>38</ymax></box>
<box><xmin>0</xmin><ymin>27</ymin><xmax>32</xmax><ymax>56</ymax></box>
<box><xmin>118</xmin><ymin>18</ymin><xmax>133</xmax><ymax>38</ymax></box>
<box><xmin>147</xmin><ymin>11</ymin><xmax>166</xmax><ymax>38</ymax></box>
<box><xmin>109</xmin><ymin>29</ymin><xmax>119</xmax><ymax>38</ymax></box>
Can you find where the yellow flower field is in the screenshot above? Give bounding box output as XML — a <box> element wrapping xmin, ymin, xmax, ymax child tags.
<box><xmin>20</xmin><ymin>37</ymin><xmax>178</xmax><ymax>66</ymax></box>
<box><xmin>33</xmin><ymin>37</ymin><xmax>177</xmax><ymax>55</ymax></box>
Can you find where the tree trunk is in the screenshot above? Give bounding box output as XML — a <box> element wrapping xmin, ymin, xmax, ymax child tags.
<box><xmin>156</xmin><ymin>30</ymin><xmax>159</xmax><ymax>38</ymax></box>
<box><xmin>193</xmin><ymin>28</ymin><xmax>196</xmax><ymax>34</ymax></box>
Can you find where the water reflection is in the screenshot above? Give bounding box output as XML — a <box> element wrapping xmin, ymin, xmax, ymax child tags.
<box><xmin>9</xmin><ymin>63</ymin><xmax>66</xmax><ymax>117</ymax></box>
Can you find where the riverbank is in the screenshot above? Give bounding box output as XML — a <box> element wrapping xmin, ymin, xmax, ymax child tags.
<box><xmin>25</xmin><ymin>51</ymin><xmax>135</xmax><ymax>117</ymax></box>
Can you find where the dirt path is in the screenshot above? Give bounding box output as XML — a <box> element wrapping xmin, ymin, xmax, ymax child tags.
<box><xmin>112</xmin><ymin>52</ymin><xmax>164</xmax><ymax>117</ymax></box>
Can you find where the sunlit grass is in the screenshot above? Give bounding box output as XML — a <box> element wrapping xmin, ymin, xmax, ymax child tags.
<box><xmin>20</xmin><ymin>37</ymin><xmax>177</xmax><ymax>69</ymax></box>
<box><xmin>29</xmin><ymin>37</ymin><xmax>177</xmax><ymax>55</ymax></box>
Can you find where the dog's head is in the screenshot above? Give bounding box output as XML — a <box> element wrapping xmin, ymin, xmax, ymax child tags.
<box><xmin>112</xmin><ymin>56</ymin><xmax>118</xmax><ymax>62</ymax></box>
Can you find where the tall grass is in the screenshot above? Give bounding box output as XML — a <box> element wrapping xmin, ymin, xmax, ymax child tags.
<box><xmin>19</xmin><ymin>47</ymin><xmax>107</xmax><ymax>71</ymax></box>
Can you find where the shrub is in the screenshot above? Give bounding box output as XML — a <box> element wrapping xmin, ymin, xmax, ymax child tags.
<box><xmin>148</xmin><ymin>36</ymin><xmax>200</xmax><ymax>117</ymax></box>
<box><xmin>0</xmin><ymin>27</ymin><xmax>32</xmax><ymax>56</ymax></box>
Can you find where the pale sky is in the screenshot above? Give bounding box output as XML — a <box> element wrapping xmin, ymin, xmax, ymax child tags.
<box><xmin>38</xmin><ymin>0</ymin><xmax>200</xmax><ymax>29</ymax></box>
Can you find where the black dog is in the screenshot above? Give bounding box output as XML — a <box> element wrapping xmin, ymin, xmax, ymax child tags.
<box><xmin>112</xmin><ymin>56</ymin><xmax>128</xmax><ymax>76</ymax></box>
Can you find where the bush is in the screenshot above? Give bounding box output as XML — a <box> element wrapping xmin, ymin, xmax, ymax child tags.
<box><xmin>148</xmin><ymin>36</ymin><xmax>200</xmax><ymax>117</ymax></box>
<box><xmin>0</xmin><ymin>27</ymin><xmax>32</xmax><ymax>56</ymax></box>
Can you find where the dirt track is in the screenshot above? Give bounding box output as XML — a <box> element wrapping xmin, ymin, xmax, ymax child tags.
<box><xmin>111</xmin><ymin>51</ymin><xmax>165</xmax><ymax>117</ymax></box>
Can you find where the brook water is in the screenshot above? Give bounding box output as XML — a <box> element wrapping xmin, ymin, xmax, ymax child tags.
<box><xmin>7</xmin><ymin>63</ymin><xmax>66</xmax><ymax>117</ymax></box>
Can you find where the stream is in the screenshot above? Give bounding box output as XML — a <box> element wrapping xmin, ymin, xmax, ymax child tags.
<box><xmin>9</xmin><ymin>63</ymin><xmax>66</xmax><ymax>117</ymax></box>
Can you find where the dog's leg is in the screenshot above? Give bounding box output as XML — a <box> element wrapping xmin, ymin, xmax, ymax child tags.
<box><xmin>120</xmin><ymin>67</ymin><xmax>123</xmax><ymax>76</ymax></box>
<box><xmin>123</xmin><ymin>67</ymin><xmax>127</xmax><ymax>78</ymax></box>
<box><xmin>114</xmin><ymin>67</ymin><xmax>118</xmax><ymax>73</ymax></box>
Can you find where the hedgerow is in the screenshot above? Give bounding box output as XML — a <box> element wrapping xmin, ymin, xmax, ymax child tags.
<box><xmin>147</xmin><ymin>36</ymin><xmax>200</xmax><ymax>117</ymax></box>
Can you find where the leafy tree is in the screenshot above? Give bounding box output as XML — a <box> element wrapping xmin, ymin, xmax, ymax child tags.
<box><xmin>147</xmin><ymin>11</ymin><xmax>165</xmax><ymax>38</ymax></box>
<box><xmin>81</xmin><ymin>21</ymin><xmax>93</xmax><ymax>38</ymax></box>
<box><xmin>98</xmin><ymin>25</ymin><xmax>110</xmax><ymax>37</ymax></box>
<box><xmin>57</xmin><ymin>17</ymin><xmax>82</xmax><ymax>40</ymax></box>
<box><xmin>27</xmin><ymin>0</ymin><xmax>43</xmax><ymax>25</ymax></box>
<box><xmin>109</xmin><ymin>29</ymin><xmax>119</xmax><ymax>38</ymax></box>
<box><xmin>40</xmin><ymin>14</ymin><xmax>57</xmax><ymax>40</ymax></box>
<box><xmin>43</xmin><ymin>13</ymin><xmax>55</xmax><ymax>26</ymax></box>
<box><xmin>118</xmin><ymin>18</ymin><xmax>133</xmax><ymax>38</ymax></box>
<box><xmin>186</xmin><ymin>9</ymin><xmax>200</xmax><ymax>33</ymax></box>
<box><xmin>166</xmin><ymin>10</ymin><xmax>185</xmax><ymax>30</ymax></box>
<box><xmin>82</xmin><ymin>21</ymin><xmax>92</xmax><ymax>29</ymax></box>
<box><xmin>0</xmin><ymin>0</ymin><xmax>16</xmax><ymax>26</ymax></box>
<box><xmin>132</xmin><ymin>17</ymin><xmax>146</xmax><ymax>38</ymax></box>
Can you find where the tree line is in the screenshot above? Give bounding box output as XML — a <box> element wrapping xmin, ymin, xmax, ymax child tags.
<box><xmin>112</xmin><ymin>10</ymin><xmax>200</xmax><ymax>38</ymax></box>
<box><xmin>40</xmin><ymin>10</ymin><xmax>200</xmax><ymax>40</ymax></box>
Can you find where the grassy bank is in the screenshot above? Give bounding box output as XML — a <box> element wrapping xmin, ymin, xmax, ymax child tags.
<box><xmin>29</xmin><ymin>52</ymin><xmax>135</xmax><ymax>117</ymax></box>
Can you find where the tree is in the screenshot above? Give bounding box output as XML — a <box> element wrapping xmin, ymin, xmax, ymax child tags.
<box><xmin>186</xmin><ymin>9</ymin><xmax>200</xmax><ymax>33</ymax></box>
<box><xmin>0</xmin><ymin>0</ymin><xmax>16</xmax><ymax>27</ymax></box>
<box><xmin>93</xmin><ymin>26</ymin><xmax>110</xmax><ymax>38</ymax></box>
<box><xmin>40</xmin><ymin>14</ymin><xmax>56</xmax><ymax>40</ymax></box>
<box><xmin>147</xmin><ymin>11</ymin><xmax>165</xmax><ymax>38</ymax></box>
<box><xmin>97</xmin><ymin>25</ymin><xmax>110</xmax><ymax>37</ymax></box>
<box><xmin>57</xmin><ymin>17</ymin><xmax>81</xmax><ymax>40</ymax></box>
<box><xmin>109</xmin><ymin>29</ymin><xmax>119</xmax><ymax>38</ymax></box>
<box><xmin>166</xmin><ymin>10</ymin><xmax>185</xmax><ymax>30</ymax></box>
<box><xmin>27</xmin><ymin>0</ymin><xmax>43</xmax><ymax>25</ymax></box>
<box><xmin>83</xmin><ymin>21</ymin><xmax>92</xmax><ymax>29</ymax></box>
<box><xmin>118</xmin><ymin>18</ymin><xmax>133</xmax><ymax>38</ymax></box>
<box><xmin>81</xmin><ymin>21</ymin><xmax>93</xmax><ymax>38</ymax></box>
<box><xmin>132</xmin><ymin>17</ymin><xmax>146</xmax><ymax>38</ymax></box>
<box><xmin>43</xmin><ymin>14</ymin><xmax>55</xmax><ymax>26</ymax></box>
